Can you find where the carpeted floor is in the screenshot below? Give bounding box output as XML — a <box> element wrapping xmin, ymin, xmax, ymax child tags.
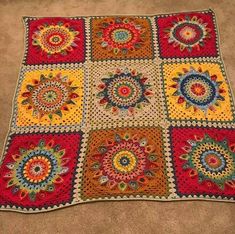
<box><xmin>0</xmin><ymin>0</ymin><xmax>234</xmax><ymax>233</ymax></box>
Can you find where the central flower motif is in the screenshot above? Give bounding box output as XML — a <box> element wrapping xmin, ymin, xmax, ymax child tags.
<box><xmin>4</xmin><ymin>139</ymin><xmax>69</xmax><ymax>201</ymax></box>
<box><xmin>97</xmin><ymin>17</ymin><xmax>145</xmax><ymax>55</ymax></box>
<box><xmin>97</xmin><ymin>68</ymin><xmax>153</xmax><ymax>116</ymax></box>
<box><xmin>21</xmin><ymin>73</ymin><xmax>79</xmax><ymax>120</ymax></box>
<box><xmin>23</xmin><ymin>156</ymin><xmax>52</xmax><ymax>183</ymax></box>
<box><xmin>112</xmin><ymin>150</ymin><xmax>137</xmax><ymax>173</ymax></box>
<box><xmin>190</xmin><ymin>83</ymin><xmax>206</xmax><ymax>96</ymax></box>
<box><xmin>90</xmin><ymin>133</ymin><xmax>159</xmax><ymax>191</ymax></box>
<box><xmin>164</xmin><ymin>15</ymin><xmax>211</xmax><ymax>52</ymax></box>
<box><xmin>170</xmin><ymin>67</ymin><xmax>226</xmax><ymax>114</ymax></box>
<box><xmin>102</xmin><ymin>140</ymin><xmax>146</xmax><ymax>182</ymax></box>
<box><xmin>32</xmin><ymin>22</ymin><xmax>80</xmax><ymax>57</ymax></box>
<box><xmin>111</xmin><ymin>28</ymin><xmax>133</xmax><ymax>44</ymax></box>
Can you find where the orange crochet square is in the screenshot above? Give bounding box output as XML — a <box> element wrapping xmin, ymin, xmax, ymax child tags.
<box><xmin>81</xmin><ymin>127</ymin><xmax>170</xmax><ymax>200</ymax></box>
<box><xmin>16</xmin><ymin>68</ymin><xmax>84</xmax><ymax>127</ymax></box>
<box><xmin>91</xmin><ymin>17</ymin><xmax>154</xmax><ymax>61</ymax></box>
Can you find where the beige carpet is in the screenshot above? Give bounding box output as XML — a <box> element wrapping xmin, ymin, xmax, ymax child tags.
<box><xmin>0</xmin><ymin>0</ymin><xmax>234</xmax><ymax>233</ymax></box>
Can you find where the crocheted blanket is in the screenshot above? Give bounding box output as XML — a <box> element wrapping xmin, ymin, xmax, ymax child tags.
<box><xmin>0</xmin><ymin>9</ymin><xmax>234</xmax><ymax>213</ymax></box>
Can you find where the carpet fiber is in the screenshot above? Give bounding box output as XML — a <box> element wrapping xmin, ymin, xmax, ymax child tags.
<box><xmin>0</xmin><ymin>9</ymin><xmax>234</xmax><ymax>213</ymax></box>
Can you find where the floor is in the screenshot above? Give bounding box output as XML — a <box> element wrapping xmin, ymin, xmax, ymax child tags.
<box><xmin>0</xmin><ymin>0</ymin><xmax>234</xmax><ymax>233</ymax></box>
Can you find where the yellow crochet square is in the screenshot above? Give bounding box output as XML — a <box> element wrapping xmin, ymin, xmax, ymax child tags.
<box><xmin>163</xmin><ymin>62</ymin><xmax>234</xmax><ymax>121</ymax></box>
<box><xmin>16</xmin><ymin>68</ymin><xmax>84</xmax><ymax>126</ymax></box>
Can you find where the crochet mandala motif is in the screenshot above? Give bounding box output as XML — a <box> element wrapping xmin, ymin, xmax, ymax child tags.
<box><xmin>0</xmin><ymin>9</ymin><xmax>235</xmax><ymax>213</ymax></box>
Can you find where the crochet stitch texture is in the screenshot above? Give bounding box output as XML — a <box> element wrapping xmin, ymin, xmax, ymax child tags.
<box><xmin>0</xmin><ymin>9</ymin><xmax>234</xmax><ymax>213</ymax></box>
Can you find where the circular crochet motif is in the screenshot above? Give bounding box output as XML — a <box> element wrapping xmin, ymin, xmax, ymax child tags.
<box><xmin>4</xmin><ymin>139</ymin><xmax>69</xmax><ymax>201</ymax></box>
<box><xmin>180</xmin><ymin>134</ymin><xmax>235</xmax><ymax>190</ymax></box>
<box><xmin>97</xmin><ymin>17</ymin><xmax>145</xmax><ymax>55</ymax></box>
<box><xmin>170</xmin><ymin>67</ymin><xmax>225</xmax><ymax>113</ymax></box>
<box><xmin>32</xmin><ymin>22</ymin><xmax>79</xmax><ymax>56</ymax></box>
<box><xmin>165</xmin><ymin>15</ymin><xmax>211</xmax><ymax>52</ymax></box>
<box><xmin>21</xmin><ymin>73</ymin><xmax>79</xmax><ymax>120</ymax></box>
<box><xmin>112</xmin><ymin>150</ymin><xmax>137</xmax><ymax>173</ymax></box>
<box><xmin>97</xmin><ymin>68</ymin><xmax>153</xmax><ymax>115</ymax></box>
<box><xmin>90</xmin><ymin>133</ymin><xmax>159</xmax><ymax>191</ymax></box>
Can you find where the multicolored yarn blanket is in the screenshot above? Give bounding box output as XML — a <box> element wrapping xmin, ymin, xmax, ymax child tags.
<box><xmin>0</xmin><ymin>9</ymin><xmax>235</xmax><ymax>213</ymax></box>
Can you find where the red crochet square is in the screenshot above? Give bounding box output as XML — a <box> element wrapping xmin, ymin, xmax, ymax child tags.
<box><xmin>24</xmin><ymin>17</ymin><xmax>86</xmax><ymax>65</ymax></box>
<box><xmin>156</xmin><ymin>11</ymin><xmax>218</xmax><ymax>58</ymax></box>
<box><xmin>0</xmin><ymin>132</ymin><xmax>82</xmax><ymax>210</ymax></box>
<box><xmin>171</xmin><ymin>127</ymin><xmax>235</xmax><ymax>198</ymax></box>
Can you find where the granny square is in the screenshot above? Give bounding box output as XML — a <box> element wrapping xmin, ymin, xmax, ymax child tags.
<box><xmin>15</xmin><ymin>66</ymin><xmax>85</xmax><ymax>129</ymax></box>
<box><xmin>90</xmin><ymin>16</ymin><xmax>154</xmax><ymax>61</ymax></box>
<box><xmin>156</xmin><ymin>11</ymin><xmax>218</xmax><ymax>58</ymax></box>
<box><xmin>0</xmin><ymin>132</ymin><xmax>83</xmax><ymax>211</ymax></box>
<box><xmin>170</xmin><ymin>127</ymin><xmax>235</xmax><ymax>199</ymax></box>
<box><xmin>24</xmin><ymin>17</ymin><xmax>86</xmax><ymax>65</ymax></box>
<box><xmin>80</xmin><ymin>127</ymin><xmax>170</xmax><ymax>200</ymax></box>
<box><xmin>88</xmin><ymin>61</ymin><xmax>164</xmax><ymax>126</ymax></box>
<box><xmin>162</xmin><ymin>61</ymin><xmax>235</xmax><ymax>122</ymax></box>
